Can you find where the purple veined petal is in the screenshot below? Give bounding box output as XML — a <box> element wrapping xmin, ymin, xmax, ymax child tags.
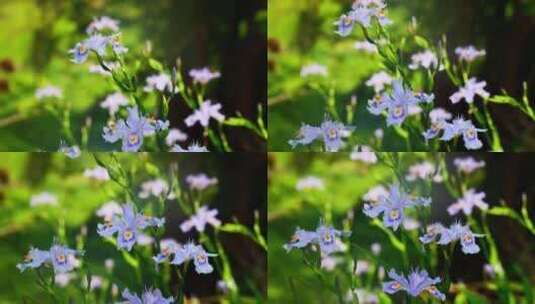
<box><xmin>122</xmin><ymin>288</ymin><xmax>143</xmax><ymax>304</ymax></box>
<box><xmin>288</xmin><ymin>124</ymin><xmax>322</xmax><ymax>148</ymax></box>
<box><xmin>283</xmin><ymin>228</ymin><xmax>317</xmax><ymax>252</ymax></box>
<box><xmin>362</xmin><ymin>201</ymin><xmax>387</xmax><ymax>218</ymax></box>
<box><xmin>17</xmin><ymin>248</ymin><xmax>51</xmax><ymax>272</ymax></box>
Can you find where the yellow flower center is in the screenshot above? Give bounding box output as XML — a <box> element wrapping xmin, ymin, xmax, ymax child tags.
<box><xmin>128</xmin><ymin>134</ymin><xmax>139</xmax><ymax>145</ymax></box>
<box><xmin>323</xmin><ymin>232</ymin><xmax>332</xmax><ymax>243</ymax></box>
<box><xmin>328</xmin><ymin>128</ymin><xmax>338</xmax><ymax>139</ymax></box>
<box><xmin>343</xmin><ymin>16</ymin><xmax>352</xmax><ymax>26</ymax></box>
<box><xmin>389</xmin><ymin>209</ymin><xmax>400</xmax><ymax>220</ymax></box>
<box><xmin>463</xmin><ymin>233</ymin><xmax>473</xmax><ymax>243</ymax></box>
<box><xmin>57</xmin><ymin>254</ymin><xmax>66</xmax><ymax>263</ymax></box>
<box><xmin>123</xmin><ymin>229</ymin><xmax>134</xmax><ymax>241</ymax></box>
<box><xmin>466</xmin><ymin>128</ymin><xmax>476</xmax><ymax>139</ymax></box>
<box><xmin>196</xmin><ymin>253</ymin><xmax>207</xmax><ymax>264</ymax></box>
<box><xmin>393</xmin><ymin>106</ymin><xmax>404</xmax><ymax>117</ymax></box>
<box><xmin>391</xmin><ymin>282</ymin><xmax>401</xmax><ymax>290</ymax></box>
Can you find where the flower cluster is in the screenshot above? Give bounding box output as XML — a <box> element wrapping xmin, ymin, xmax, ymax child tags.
<box><xmin>153</xmin><ymin>240</ymin><xmax>217</xmax><ymax>274</ymax></box>
<box><xmin>420</xmin><ymin>221</ymin><xmax>483</xmax><ymax>254</ymax></box>
<box><xmin>335</xmin><ymin>0</ymin><xmax>391</xmax><ymax>36</ymax></box>
<box><xmin>97</xmin><ymin>203</ymin><xmax>165</xmax><ymax>251</ymax></box>
<box><xmin>362</xmin><ymin>183</ymin><xmax>431</xmax><ymax>231</ymax></box>
<box><xmin>289</xmin><ymin>117</ymin><xmax>354</xmax><ymax>152</ymax></box>
<box><xmin>284</xmin><ymin>220</ymin><xmax>351</xmax><ymax>256</ymax></box>
<box><xmin>423</xmin><ymin>116</ymin><xmax>486</xmax><ymax>150</ymax></box>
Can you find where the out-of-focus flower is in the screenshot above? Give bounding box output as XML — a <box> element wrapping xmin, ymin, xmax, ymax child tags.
<box><xmin>447</xmin><ymin>188</ymin><xmax>488</xmax><ymax>215</ymax></box>
<box><xmin>454</xmin><ymin>157</ymin><xmax>485</xmax><ymax>174</ymax></box>
<box><xmin>30</xmin><ymin>192</ymin><xmax>58</xmax><ymax>207</ymax></box>
<box><xmin>55</xmin><ymin>273</ymin><xmax>75</xmax><ymax>287</ymax></box>
<box><xmin>138</xmin><ymin>179</ymin><xmax>173</xmax><ymax>199</ymax></box>
<box><xmin>59</xmin><ymin>141</ymin><xmax>81</xmax><ymax>159</ymax></box>
<box><xmin>216</xmin><ymin>280</ymin><xmax>230</xmax><ymax>294</ymax></box>
<box><xmin>455</xmin><ymin>45</ymin><xmax>486</xmax><ymax>62</ymax></box>
<box><xmin>180</xmin><ymin>206</ymin><xmax>221</xmax><ymax>233</ymax></box>
<box><xmin>354</xmin><ymin>40</ymin><xmax>378</xmax><ymax>53</ymax></box>
<box><xmin>184</xmin><ymin>100</ymin><xmax>225</xmax><ymax>127</ymax></box>
<box><xmin>35</xmin><ymin>85</ymin><xmax>63</xmax><ymax>101</ymax></box>
<box><xmin>153</xmin><ymin>241</ymin><xmax>217</xmax><ymax>274</ymax></box>
<box><xmin>402</xmin><ymin>217</ymin><xmax>421</xmax><ymax>230</ymax></box>
<box><xmin>170</xmin><ymin>143</ymin><xmax>209</xmax><ymax>152</ymax></box>
<box><xmin>17</xmin><ymin>241</ymin><xmax>83</xmax><ymax>273</ymax></box>
<box><xmin>362</xmin><ymin>185</ymin><xmax>388</xmax><ymax>203</ymax></box>
<box><xmin>300</xmin><ymin>63</ymin><xmax>328</xmax><ymax>78</ymax></box>
<box><xmin>483</xmin><ymin>264</ymin><xmax>496</xmax><ymax>279</ymax></box>
<box><xmin>366</xmin><ymin>71</ymin><xmax>392</xmax><ymax>93</ymax></box>
<box><xmin>83</xmin><ymin>166</ymin><xmax>110</xmax><ymax>181</ymax></box>
<box><xmin>96</xmin><ymin>201</ymin><xmax>123</xmax><ymax>222</ymax></box>
<box><xmin>374</xmin><ymin>128</ymin><xmax>384</xmax><ymax>139</ymax></box>
<box><xmin>97</xmin><ymin>203</ymin><xmax>164</xmax><ymax>251</ymax></box>
<box><xmin>289</xmin><ymin>117</ymin><xmax>354</xmax><ymax>152</ymax></box>
<box><xmin>320</xmin><ymin>255</ymin><xmax>340</xmax><ymax>271</ymax></box>
<box><xmin>137</xmin><ymin>234</ymin><xmax>154</xmax><ymax>246</ymax></box>
<box><xmin>86</xmin><ymin>16</ymin><xmax>120</xmax><ymax>34</ymax></box>
<box><xmin>363</xmin><ymin>184</ymin><xmax>431</xmax><ymax>231</ymax></box>
<box><xmin>100</xmin><ymin>92</ymin><xmax>129</xmax><ymax>116</ymax></box>
<box><xmin>450</xmin><ymin>78</ymin><xmax>490</xmax><ymax>104</ymax></box>
<box><xmin>347</xmin><ymin>288</ymin><xmax>380</xmax><ymax>304</ymax></box>
<box><xmin>350</xmin><ymin>145</ymin><xmax>377</xmax><ymax>164</ymax></box>
<box><xmin>82</xmin><ymin>275</ymin><xmax>103</xmax><ymax>290</ymax></box>
<box><xmin>165</xmin><ymin>129</ymin><xmax>187</xmax><ymax>146</ymax></box>
<box><xmin>105</xmin><ymin>258</ymin><xmax>115</xmax><ymax>272</ymax></box>
<box><xmin>429</xmin><ymin>108</ymin><xmax>452</xmax><ymax>123</ymax></box>
<box><xmin>189</xmin><ymin>68</ymin><xmax>221</xmax><ymax>85</ymax></box>
<box><xmin>283</xmin><ymin>220</ymin><xmax>350</xmax><ymax>256</ymax></box>
<box><xmin>143</xmin><ymin>74</ymin><xmax>174</xmax><ymax>92</ymax></box>
<box><xmin>371</xmin><ymin>243</ymin><xmax>381</xmax><ymax>255</ymax></box>
<box><xmin>383</xmin><ymin>269</ymin><xmax>445</xmax><ymax>301</ymax></box>
<box><xmin>89</xmin><ymin>62</ymin><xmax>119</xmax><ymax>76</ymax></box>
<box><xmin>186</xmin><ymin>174</ymin><xmax>218</xmax><ymax>191</ymax></box>
<box><xmin>121</xmin><ymin>288</ymin><xmax>174</xmax><ymax>304</ymax></box>
<box><xmin>408</xmin><ymin>50</ymin><xmax>439</xmax><ymax>70</ymax></box>
<box><xmin>405</xmin><ymin>161</ymin><xmax>436</xmax><ymax>181</ymax></box>
<box><xmin>296</xmin><ymin>176</ymin><xmax>325</xmax><ymax>191</ymax></box>
<box><xmin>355</xmin><ymin>260</ymin><xmax>371</xmax><ymax>275</ymax></box>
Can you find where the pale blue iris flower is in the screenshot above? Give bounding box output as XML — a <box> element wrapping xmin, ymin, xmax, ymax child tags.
<box><xmin>102</xmin><ymin>106</ymin><xmax>160</xmax><ymax>152</ymax></box>
<box><xmin>383</xmin><ymin>269</ymin><xmax>446</xmax><ymax>301</ymax></box>
<box><xmin>283</xmin><ymin>220</ymin><xmax>350</xmax><ymax>256</ymax></box>
<box><xmin>97</xmin><ymin>203</ymin><xmax>164</xmax><ymax>251</ymax></box>
<box><xmin>17</xmin><ymin>241</ymin><xmax>83</xmax><ymax>273</ymax></box>
<box><xmin>363</xmin><ymin>184</ymin><xmax>431</xmax><ymax>231</ymax></box>
<box><xmin>421</xmin><ymin>221</ymin><xmax>484</xmax><ymax>254</ymax></box>
<box><xmin>153</xmin><ymin>241</ymin><xmax>216</xmax><ymax>274</ymax></box>
<box><xmin>289</xmin><ymin>117</ymin><xmax>354</xmax><ymax>152</ymax></box>
<box><xmin>122</xmin><ymin>288</ymin><xmax>174</xmax><ymax>304</ymax></box>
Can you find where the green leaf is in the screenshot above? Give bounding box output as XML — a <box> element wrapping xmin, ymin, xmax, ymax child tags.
<box><xmin>148</xmin><ymin>58</ymin><xmax>164</xmax><ymax>72</ymax></box>
<box><xmin>488</xmin><ymin>95</ymin><xmax>518</xmax><ymax>105</ymax></box>
<box><xmin>413</xmin><ymin>35</ymin><xmax>429</xmax><ymax>49</ymax></box>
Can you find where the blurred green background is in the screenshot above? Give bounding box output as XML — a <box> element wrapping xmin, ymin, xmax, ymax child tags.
<box><xmin>0</xmin><ymin>0</ymin><xmax>266</xmax><ymax>151</ymax></box>
<box><xmin>0</xmin><ymin>152</ymin><xmax>267</xmax><ymax>302</ymax></box>
<box><xmin>267</xmin><ymin>152</ymin><xmax>535</xmax><ymax>303</ymax></box>
<box><xmin>268</xmin><ymin>0</ymin><xmax>535</xmax><ymax>151</ymax></box>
